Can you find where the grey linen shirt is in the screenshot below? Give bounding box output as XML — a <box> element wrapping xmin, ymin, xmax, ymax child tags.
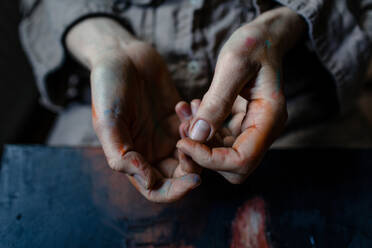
<box><xmin>19</xmin><ymin>0</ymin><xmax>372</xmax><ymax>128</ymax></box>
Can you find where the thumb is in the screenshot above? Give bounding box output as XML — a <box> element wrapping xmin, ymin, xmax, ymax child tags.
<box><xmin>189</xmin><ymin>50</ymin><xmax>258</xmax><ymax>142</ymax></box>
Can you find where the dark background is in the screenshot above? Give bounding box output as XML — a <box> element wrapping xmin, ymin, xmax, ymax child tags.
<box><xmin>0</xmin><ymin>0</ymin><xmax>55</xmax><ymax>145</ymax></box>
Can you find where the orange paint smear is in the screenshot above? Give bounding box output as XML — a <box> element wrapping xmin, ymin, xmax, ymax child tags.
<box><xmin>120</xmin><ymin>145</ymin><xmax>127</xmax><ymax>157</ymax></box>
<box><xmin>91</xmin><ymin>102</ymin><xmax>97</xmax><ymax>120</ymax></box>
<box><xmin>232</xmin><ymin>129</ymin><xmax>253</xmax><ymax>150</ymax></box>
<box><xmin>131</xmin><ymin>158</ymin><xmax>140</xmax><ymax>168</ymax></box>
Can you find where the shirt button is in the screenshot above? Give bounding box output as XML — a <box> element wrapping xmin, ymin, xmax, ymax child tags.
<box><xmin>190</xmin><ymin>0</ymin><xmax>203</xmax><ymax>8</ymax></box>
<box><xmin>66</xmin><ymin>87</ymin><xmax>78</xmax><ymax>98</ymax></box>
<box><xmin>68</xmin><ymin>74</ymin><xmax>80</xmax><ymax>86</ymax></box>
<box><xmin>188</xmin><ymin>60</ymin><xmax>201</xmax><ymax>75</ymax></box>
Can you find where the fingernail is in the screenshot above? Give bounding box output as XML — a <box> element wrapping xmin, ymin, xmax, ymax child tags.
<box><xmin>181</xmin><ymin>108</ymin><xmax>192</xmax><ymax>120</ymax></box>
<box><xmin>134</xmin><ymin>174</ymin><xmax>148</xmax><ymax>189</ymax></box>
<box><xmin>190</xmin><ymin>120</ymin><xmax>211</xmax><ymax>142</ymax></box>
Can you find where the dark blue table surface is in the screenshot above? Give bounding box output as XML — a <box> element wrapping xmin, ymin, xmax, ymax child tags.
<box><xmin>0</xmin><ymin>145</ymin><xmax>371</xmax><ymax>248</ymax></box>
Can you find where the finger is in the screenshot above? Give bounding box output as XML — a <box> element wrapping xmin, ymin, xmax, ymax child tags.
<box><xmin>128</xmin><ymin>173</ymin><xmax>201</xmax><ymax>203</ymax></box>
<box><xmin>176</xmin><ymin>101</ymin><xmax>192</xmax><ymax>138</ymax></box>
<box><xmin>175</xmin><ymin>100</ymin><xmax>204</xmax><ymax>176</ymax></box>
<box><xmin>177</xmin><ymin>99</ymin><xmax>201</xmax><ymax>138</ymax></box>
<box><xmin>218</xmin><ymin>171</ymin><xmax>247</xmax><ymax>185</ymax></box>
<box><xmin>227</xmin><ymin>96</ymin><xmax>248</xmax><ymax>137</ymax></box>
<box><xmin>220</xmin><ymin>126</ymin><xmax>233</xmax><ymax>138</ymax></box>
<box><xmin>232</xmin><ymin>95</ymin><xmax>248</xmax><ymax>114</ymax></box>
<box><xmin>156</xmin><ymin>157</ymin><xmax>179</xmax><ymax>178</ymax></box>
<box><xmin>179</xmin><ymin>122</ymin><xmax>189</xmax><ymax>139</ymax></box>
<box><xmin>232</xmin><ymin>102</ymin><xmax>285</xmax><ymax>170</ymax></box>
<box><xmin>193</xmin><ymin>97</ymin><xmax>228</xmax><ymax>147</ymax></box>
<box><xmin>177</xmin><ymin>139</ymin><xmax>249</xmax><ymax>184</ymax></box>
<box><xmin>108</xmin><ymin>150</ymin><xmax>156</xmax><ymax>190</ymax></box>
<box><xmin>232</xmin><ymin>66</ymin><xmax>287</xmax><ymax>171</ymax></box>
<box><xmin>177</xmin><ymin>138</ymin><xmax>241</xmax><ymax>172</ymax></box>
<box><xmin>175</xmin><ymin>101</ymin><xmax>192</xmax><ymax>122</ymax></box>
<box><xmin>156</xmin><ymin>152</ymin><xmax>201</xmax><ymax>178</ymax></box>
<box><xmin>223</xmin><ymin>136</ymin><xmax>235</xmax><ymax>147</ymax></box>
<box><xmin>188</xmin><ymin>47</ymin><xmax>258</xmax><ymax>142</ymax></box>
<box><xmin>191</xmin><ymin>99</ymin><xmax>228</xmax><ymax>146</ymax></box>
<box><xmin>177</xmin><ymin>150</ymin><xmax>202</xmax><ymax>176</ymax></box>
<box><xmin>180</xmin><ymin>65</ymin><xmax>286</xmax><ymax>174</ymax></box>
<box><xmin>90</xmin><ymin>69</ymin><xmax>156</xmax><ymax>190</ymax></box>
<box><xmin>190</xmin><ymin>99</ymin><xmax>201</xmax><ymax>116</ymax></box>
<box><xmin>227</xmin><ymin>114</ymin><xmax>245</xmax><ymax>137</ymax></box>
<box><xmin>93</xmin><ymin>105</ymin><xmax>156</xmax><ymax>189</ymax></box>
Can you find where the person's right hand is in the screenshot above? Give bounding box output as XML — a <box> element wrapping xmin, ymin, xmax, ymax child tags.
<box><xmin>66</xmin><ymin>18</ymin><xmax>201</xmax><ymax>203</ymax></box>
<box><xmin>176</xmin><ymin>7</ymin><xmax>306</xmax><ymax>184</ymax></box>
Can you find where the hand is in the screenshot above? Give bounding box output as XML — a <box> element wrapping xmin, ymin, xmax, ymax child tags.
<box><xmin>66</xmin><ymin>18</ymin><xmax>201</xmax><ymax>202</ymax></box>
<box><xmin>177</xmin><ymin>7</ymin><xmax>306</xmax><ymax>184</ymax></box>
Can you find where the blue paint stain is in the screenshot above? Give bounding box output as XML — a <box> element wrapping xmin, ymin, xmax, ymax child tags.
<box><xmin>265</xmin><ymin>40</ymin><xmax>271</xmax><ymax>48</ymax></box>
<box><xmin>191</xmin><ymin>175</ymin><xmax>201</xmax><ymax>184</ymax></box>
<box><xmin>104</xmin><ymin>105</ymin><xmax>120</xmax><ymax>118</ymax></box>
<box><xmin>158</xmin><ymin>180</ymin><xmax>171</xmax><ymax>196</ymax></box>
<box><xmin>180</xmin><ymin>175</ymin><xmax>200</xmax><ymax>185</ymax></box>
<box><xmin>103</xmin><ymin>109</ymin><xmax>116</xmax><ymax>127</ymax></box>
<box><xmin>309</xmin><ymin>235</ymin><xmax>315</xmax><ymax>246</ymax></box>
<box><xmin>113</xmin><ymin>105</ymin><xmax>120</xmax><ymax>118</ymax></box>
<box><xmin>103</xmin><ymin>98</ymin><xmax>121</xmax><ymax>127</ymax></box>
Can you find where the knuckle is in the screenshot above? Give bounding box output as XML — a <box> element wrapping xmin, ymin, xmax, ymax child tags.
<box><xmin>237</xmin><ymin>166</ymin><xmax>250</xmax><ymax>177</ymax></box>
<box><xmin>204</xmin><ymin>91</ymin><xmax>232</xmax><ymax>118</ymax></box>
<box><xmin>235</xmin><ymin>157</ymin><xmax>248</xmax><ymax>168</ymax></box>
<box><xmin>206</xmin><ymin>153</ymin><xmax>215</xmax><ymax>168</ymax></box>
<box><xmin>234</xmin><ymin>157</ymin><xmax>256</xmax><ymax>175</ymax></box>
<box><xmin>107</xmin><ymin>157</ymin><xmax>125</xmax><ymax>172</ymax></box>
<box><xmin>107</xmin><ymin>151</ymin><xmax>132</xmax><ymax>173</ymax></box>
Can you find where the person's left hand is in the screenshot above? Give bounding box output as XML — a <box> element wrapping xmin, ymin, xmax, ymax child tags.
<box><xmin>176</xmin><ymin>7</ymin><xmax>306</xmax><ymax>184</ymax></box>
<box><xmin>66</xmin><ymin>18</ymin><xmax>201</xmax><ymax>202</ymax></box>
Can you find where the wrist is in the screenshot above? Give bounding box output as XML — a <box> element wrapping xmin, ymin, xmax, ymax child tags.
<box><xmin>253</xmin><ymin>7</ymin><xmax>306</xmax><ymax>56</ymax></box>
<box><xmin>66</xmin><ymin>17</ymin><xmax>137</xmax><ymax>69</ymax></box>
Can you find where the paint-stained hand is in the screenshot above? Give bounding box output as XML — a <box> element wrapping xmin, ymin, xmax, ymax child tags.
<box><xmin>177</xmin><ymin>7</ymin><xmax>306</xmax><ymax>184</ymax></box>
<box><xmin>66</xmin><ymin>18</ymin><xmax>201</xmax><ymax>202</ymax></box>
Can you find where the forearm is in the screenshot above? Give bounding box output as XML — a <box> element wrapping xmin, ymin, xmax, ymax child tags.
<box><xmin>66</xmin><ymin>17</ymin><xmax>136</xmax><ymax>69</ymax></box>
